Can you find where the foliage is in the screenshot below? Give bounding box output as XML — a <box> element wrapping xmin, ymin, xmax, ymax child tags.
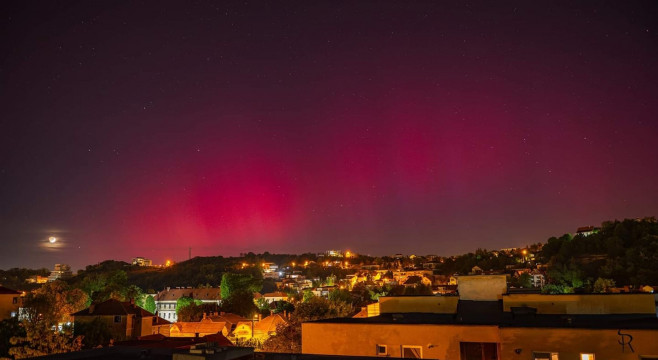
<box><xmin>9</xmin><ymin>322</ymin><xmax>82</xmax><ymax>359</ymax></box>
<box><xmin>21</xmin><ymin>281</ymin><xmax>89</xmax><ymax>326</ymax></box>
<box><xmin>177</xmin><ymin>302</ymin><xmax>220</xmax><ymax>322</ymax></box>
<box><xmin>592</xmin><ymin>277</ymin><xmax>616</xmax><ymax>293</ymax></box>
<box><xmin>221</xmin><ymin>290</ymin><xmax>258</xmax><ymax>318</ymax></box>
<box><xmin>540</xmin><ymin>218</ymin><xmax>658</xmax><ymax>287</ymax></box>
<box><xmin>144</xmin><ymin>295</ymin><xmax>156</xmax><ymax>314</ymax></box>
<box><xmin>0</xmin><ymin>318</ymin><xmax>25</xmax><ymax>359</ymax></box>
<box><xmin>176</xmin><ymin>296</ymin><xmax>202</xmax><ymax>315</ymax></box>
<box><xmin>0</xmin><ymin>268</ymin><xmax>50</xmax><ymax>291</ymax></box>
<box><xmin>220</xmin><ymin>273</ymin><xmax>262</xmax><ymax>300</ymax></box>
<box><xmin>262</xmin><ymin>296</ymin><xmax>352</xmax><ymax>353</ymax></box>
<box><xmin>74</xmin><ymin>317</ymin><xmax>113</xmax><ymax>348</ymax></box>
<box><xmin>511</xmin><ymin>273</ymin><xmax>533</xmax><ymax>288</ymax></box>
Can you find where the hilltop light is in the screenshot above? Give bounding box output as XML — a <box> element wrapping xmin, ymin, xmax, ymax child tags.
<box><xmin>165</xmin><ymin>260</ymin><xmax>172</xmax><ymax>267</ymax></box>
<box><xmin>345</xmin><ymin>251</ymin><xmax>351</xmax><ymax>258</ymax></box>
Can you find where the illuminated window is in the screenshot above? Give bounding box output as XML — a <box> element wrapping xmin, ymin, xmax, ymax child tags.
<box><xmin>534</xmin><ymin>352</ymin><xmax>559</xmax><ymax>360</ymax></box>
<box><xmin>580</xmin><ymin>354</ymin><xmax>595</xmax><ymax>360</ymax></box>
<box><xmin>376</xmin><ymin>345</ymin><xmax>387</xmax><ymax>356</ymax></box>
<box><xmin>401</xmin><ymin>345</ymin><xmax>422</xmax><ymax>359</ymax></box>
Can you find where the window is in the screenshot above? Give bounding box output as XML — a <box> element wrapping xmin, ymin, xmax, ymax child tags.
<box><xmin>534</xmin><ymin>352</ymin><xmax>559</xmax><ymax>360</ymax></box>
<box><xmin>376</xmin><ymin>344</ymin><xmax>387</xmax><ymax>356</ymax></box>
<box><xmin>460</xmin><ymin>342</ymin><xmax>499</xmax><ymax>360</ymax></box>
<box><xmin>113</xmin><ymin>315</ymin><xmax>121</xmax><ymax>323</ymax></box>
<box><xmin>580</xmin><ymin>354</ymin><xmax>594</xmax><ymax>360</ymax></box>
<box><xmin>401</xmin><ymin>345</ymin><xmax>422</xmax><ymax>359</ymax></box>
<box><xmin>12</xmin><ymin>297</ymin><xmax>18</xmax><ymax>304</ymax></box>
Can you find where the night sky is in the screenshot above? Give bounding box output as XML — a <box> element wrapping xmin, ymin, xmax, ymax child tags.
<box><xmin>1</xmin><ymin>1</ymin><xmax>658</xmax><ymax>270</ymax></box>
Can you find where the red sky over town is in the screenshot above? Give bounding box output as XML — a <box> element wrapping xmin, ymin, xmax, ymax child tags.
<box><xmin>1</xmin><ymin>1</ymin><xmax>657</xmax><ymax>270</ymax></box>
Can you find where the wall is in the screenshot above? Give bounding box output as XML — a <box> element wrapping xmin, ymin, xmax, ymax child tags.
<box><xmin>302</xmin><ymin>322</ymin><xmax>658</xmax><ymax>359</ymax></box>
<box><xmin>503</xmin><ymin>294</ymin><xmax>656</xmax><ymax>314</ymax></box>
<box><xmin>0</xmin><ymin>294</ymin><xmax>20</xmax><ymax>320</ymax></box>
<box><xmin>302</xmin><ymin>322</ymin><xmax>499</xmax><ymax>359</ymax></box>
<box><xmin>500</xmin><ymin>327</ymin><xmax>658</xmax><ymax>360</ymax></box>
<box><xmin>457</xmin><ymin>275</ymin><xmax>508</xmax><ymax>301</ymax></box>
<box><xmin>378</xmin><ymin>296</ymin><xmax>459</xmax><ymax>314</ymax></box>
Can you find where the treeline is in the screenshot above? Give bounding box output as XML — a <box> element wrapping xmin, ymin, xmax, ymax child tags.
<box><xmin>540</xmin><ymin>217</ymin><xmax>658</xmax><ymax>291</ymax></box>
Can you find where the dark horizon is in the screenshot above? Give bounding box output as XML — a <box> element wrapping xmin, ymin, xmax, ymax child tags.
<box><xmin>2</xmin><ymin>1</ymin><xmax>658</xmax><ymax>271</ymax></box>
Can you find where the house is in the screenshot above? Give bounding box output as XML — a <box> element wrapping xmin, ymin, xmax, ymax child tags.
<box><xmin>154</xmin><ymin>287</ymin><xmax>222</xmax><ymax>322</ymax></box>
<box><xmin>530</xmin><ymin>269</ymin><xmax>546</xmax><ymax>288</ymax></box>
<box><xmin>47</xmin><ymin>264</ymin><xmax>72</xmax><ymax>282</ymax></box>
<box><xmin>303</xmin><ymin>275</ymin><xmax>658</xmax><ymax>359</ymax></box>
<box><xmin>233</xmin><ymin>313</ymin><xmax>288</xmax><ymax>341</ymax></box>
<box><xmin>169</xmin><ymin>314</ymin><xmax>229</xmax><ymax>338</ymax></box>
<box><xmin>207</xmin><ymin>312</ymin><xmax>249</xmax><ymax>333</ymax></box>
<box><xmin>72</xmin><ymin>298</ymin><xmax>169</xmax><ymax>341</ymax></box>
<box><xmin>0</xmin><ymin>286</ymin><xmax>22</xmax><ymax>320</ymax></box>
<box><xmin>131</xmin><ymin>257</ymin><xmax>152</xmax><ymax>266</ymax></box>
<box><xmin>261</xmin><ymin>291</ymin><xmax>289</xmax><ymax>304</ymax></box>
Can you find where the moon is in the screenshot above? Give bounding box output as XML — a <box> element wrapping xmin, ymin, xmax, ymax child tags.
<box><xmin>48</xmin><ymin>236</ymin><xmax>57</xmax><ymax>244</ymax></box>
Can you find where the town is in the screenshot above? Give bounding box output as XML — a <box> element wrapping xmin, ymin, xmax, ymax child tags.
<box><xmin>1</xmin><ymin>218</ymin><xmax>658</xmax><ymax>359</ymax></box>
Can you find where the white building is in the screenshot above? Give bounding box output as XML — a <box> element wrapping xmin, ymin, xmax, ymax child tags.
<box><xmin>47</xmin><ymin>264</ymin><xmax>72</xmax><ymax>282</ymax></box>
<box><xmin>132</xmin><ymin>257</ymin><xmax>152</xmax><ymax>266</ymax></box>
<box><xmin>154</xmin><ymin>287</ymin><xmax>222</xmax><ymax>322</ymax></box>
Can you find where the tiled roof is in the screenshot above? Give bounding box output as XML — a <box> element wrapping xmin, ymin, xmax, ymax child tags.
<box><xmin>255</xmin><ymin>313</ymin><xmax>287</xmax><ymax>333</ymax></box>
<box><xmin>72</xmin><ymin>298</ymin><xmax>157</xmax><ymax>317</ymax></box>
<box><xmin>171</xmin><ymin>318</ymin><xmax>227</xmax><ymax>335</ymax></box>
<box><xmin>0</xmin><ymin>286</ymin><xmax>21</xmax><ymax>295</ymax></box>
<box><xmin>154</xmin><ymin>288</ymin><xmax>222</xmax><ymax>301</ymax></box>
<box><xmin>262</xmin><ymin>291</ymin><xmax>288</xmax><ymax>298</ymax></box>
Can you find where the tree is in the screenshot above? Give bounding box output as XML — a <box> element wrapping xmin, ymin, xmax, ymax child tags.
<box><xmin>74</xmin><ymin>317</ymin><xmax>112</xmax><ymax>348</ymax></box>
<box><xmin>144</xmin><ymin>295</ymin><xmax>156</xmax><ymax>314</ymax></box>
<box><xmin>262</xmin><ymin>296</ymin><xmax>352</xmax><ymax>353</ymax></box>
<box><xmin>593</xmin><ymin>278</ymin><xmax>616</xmax><ymax>293</ymax></box>
<box><xmin>176</xmin><ymin>296</ymin><xmax>202</xmax><ymax>315</ymax></box>
<box><xmin>9</xmin><ymin>281</ymin><xmax>87</xmax><ymax>358</ymax></box>
<box><xmin>0</xmin><ymin>318</ymin><xmax>24</xmax><ymax>358</ymax></box>
<box><xmin>221</xmin><ymin>290</ymin><xmax>258</xmax><ymax>318</ymax></box>
<box><xmin>177</xmin><ymin>302</ymin><xmax>220</xmax><ymax>322</ymax></box>
<box><xmin>220</xmin><ymin>273</ymin><xmax>262</xmax><ymax>300</ymax></box>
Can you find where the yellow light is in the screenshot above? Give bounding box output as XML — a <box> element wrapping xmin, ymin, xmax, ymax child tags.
<box><xmin>262</xmin><ymin>262</ymin><xmax>266</xmax><ymax>267</ymax></box>
<box><xmin>48</xmin><ymin>236</ymin><xmax>57</xmax><ymax>243</ymax></box>
<box><xmin>522</xmin><ymin>249</ymin><xmax>528</xmax><ymax>255</ymax></box>
<box><xmin>304</xmin><ymin>261</ymin><xmax>308</xmax><ymax>267</ymax></box>
<box><xmin>345</xmin><ymin>251</ymin><xmax>351</xmax><ymax>258</ymax></box>
<box><xmin>165</xmin><ymin>260</ymin><xmax>172</xmax><ymax>267</ymax></box>
<box><xmin>292</xmin><ymin>262</ymin><xmax>296</xmax><ymax>267</ymax></box>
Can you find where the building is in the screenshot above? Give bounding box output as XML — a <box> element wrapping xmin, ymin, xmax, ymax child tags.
<box><xmin>233</xmin><ymin>313</ymin><xmax>287</xmax><ymax>341</ymax></box>
<box><xmin>302</xmin><ymin>275</ymin><xmax>658</xmax><ymax>359</ymax></box>
<box><xmin>154</xmin><ymin>287</ymin><xmax>222</xmax><ymax>322</ymax></box>
<box><xmin>72</xmin><ymin>298</ymin><xmax>170</xmax><ymax>341</ymax></box>
<box><xmin>262</xmin><ymin>291</ymin><xmax>289</xmax><ymax>304</ymax></box>
<box><xmin>47</xmin><ymin>264</ymin><xmax>73</xmax><ymax>282</ymax></box>
<box><xmin>132</xmin><ymin>257</ymin><xmax>153</xmax><ymax>266</ymax></box>
<box><xmin>25</xmin><ymin>275</ymin><xmax>48</xmax><ymax>284</ymax></box>
<box><xmin>169</xmin><ymin>313</ymin><xmax>230</xmax><ymax>338</ymax></box>
<box><xmin>0</xmin><ymin>286</ymin><xmax>22</xmax><ymax>320</ymax></box>
<box><xmin>576</xmin><ymin>226</ymin><xmax>600</xmax><ymax>237</ymax></box>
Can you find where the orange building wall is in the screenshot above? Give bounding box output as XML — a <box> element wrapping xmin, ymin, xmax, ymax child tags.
<box><xmin>377</xmin><ymin>296</ymin><xmax>459</xmax><ymax>314</ymax></box>
<box><xmin>500</xmin><ymin>327</ymin><xmax>658</xmax><ymax>359</ymax></box>
<box><xmin>303</xmin><ymin>321</ymin><xmax>658</xmax><ymax>359</ymax></box>
<box><xmin>503</xmin><ymin>294</ymin><xmax>656</xmax><ymax>314</ymax></box>
<box><xmin>0</xmin><ymin>294</ymin><xmax>20</xmax><ymax>320</ymax></box>
<box><xmin>302</xmin><ymin>322</ymin><xmax>500</xmax><ymax>359</ymax></box>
